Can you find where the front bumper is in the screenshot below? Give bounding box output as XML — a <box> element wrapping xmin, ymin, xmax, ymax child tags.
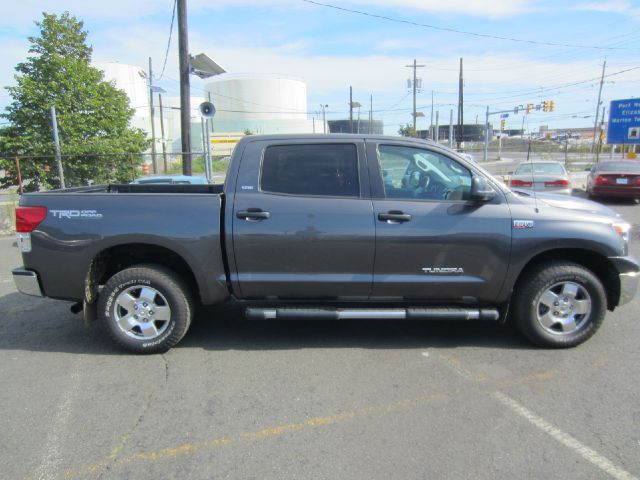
<box><xmin>12</xmin><ymin>267</ymin><xmax>44</xmax><ymax>297</ymax></box>
<box><xmin>609</xmin><ymin>256</ymin><xmax>640</xmax><ymax>307</ymax></box>
<box><xmin>619</xmin><ymin>271</ymin><xmax>640</xmax><ymax>306</ymax></box>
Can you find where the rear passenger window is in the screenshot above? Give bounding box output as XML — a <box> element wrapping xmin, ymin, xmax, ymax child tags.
<box><xmin>261</xmin><ymin>144</ymin><xmax>359</xmax><ymax>197</ymax></box>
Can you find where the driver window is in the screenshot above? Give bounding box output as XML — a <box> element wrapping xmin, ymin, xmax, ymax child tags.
<box><xmin>378</xmin><ymin>145</ymin><xmax>472</xmax><ymax>201</ymax></box>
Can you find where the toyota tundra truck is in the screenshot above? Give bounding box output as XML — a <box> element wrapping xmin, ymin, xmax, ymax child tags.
<box><xmin>11</xmin><ymin>134</ymin><xmax>640</xmax><ymax>353</ymax></box>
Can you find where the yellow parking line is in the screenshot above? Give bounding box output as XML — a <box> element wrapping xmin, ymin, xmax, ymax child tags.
<box><xmin>33</xmin><ymin>365</ymin><xmax>571</xmax><ymax>480</ymax></box>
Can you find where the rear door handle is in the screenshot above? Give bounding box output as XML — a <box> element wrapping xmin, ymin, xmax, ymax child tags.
<box><xmin>236</xmin><ymin>208</ymin><xmax>271</xmax><ymax>221</ymax></box>
<box><xmin>378</xmin><ymin>211</ymin><xmax>412</xmax><ymax>223</ymax></box>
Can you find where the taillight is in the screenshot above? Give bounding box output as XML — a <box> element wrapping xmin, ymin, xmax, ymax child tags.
<box><xmin>544</xmin><ymin>180</ymin><xmax>570</xmax><ymax>187</ymax></box>
<box><xmin>595</xmin><ymin>175</ymin><xmax>608</xmax><ymax>185</ymax></box>
<box><xmin>510</xmin><ymin>179</ymin><xmax>532</xmax><ymax>187</ymax></box>
<box><xmin>16</xmin><ymin>206</ymin><xmax>47</xmax><ymax>233</ymax></box>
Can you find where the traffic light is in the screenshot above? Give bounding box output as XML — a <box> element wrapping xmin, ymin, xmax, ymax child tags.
<box><xmin>526</xmin><ymin>103</ymin><xmax>533</xmax><ymax>114</ymax></box>
<box><xmin>543</xmin><ymin>100</ymin><xmax>550</xmax><ymax>112</ymax></box>
<box><xmin>500</xmin><ymin>119</ymin><xmax>506</xmax><ymax>130</ymax></box>
<box><xmin>549</xmin><ymin>100</ymin><xmax>555</xmax><ymax>112</ymax></box>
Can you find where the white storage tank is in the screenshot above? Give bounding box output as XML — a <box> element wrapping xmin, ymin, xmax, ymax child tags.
<box><xmin>93</xmin><ymin>61</ymin><xmax>149</xmax><ymax>119</ymax></box>
<box><xmin>205</xmin><ymin>74</ymin><xmax>308</xmax><ymax>122</ymax></box>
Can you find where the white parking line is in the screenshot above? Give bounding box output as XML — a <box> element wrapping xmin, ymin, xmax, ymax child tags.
<box><xmin>493</xmin><ymin>391</ymin><xmax>638</xmax><ymax>480</ymax></box>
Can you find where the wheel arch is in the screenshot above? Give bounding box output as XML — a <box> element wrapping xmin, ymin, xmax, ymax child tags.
<box><xmin>85</xmin><ymin>243</ymin><xmax>201</xmax><ymax>306</ymax></box>
<box><xmin>512</xmin><ymin>248</ymin><xmax>620</xmax><ymax>311</ymax></box>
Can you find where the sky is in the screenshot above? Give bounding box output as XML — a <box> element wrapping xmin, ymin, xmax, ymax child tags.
<box><xmin>0</xmin><ymin>0</ymin><xmax>639</xmax><ymax>135</ymax></box>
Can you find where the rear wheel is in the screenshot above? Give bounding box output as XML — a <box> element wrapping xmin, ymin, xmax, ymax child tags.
<box><xmin>98</xmin><ymin>264</ymin><xmax>193</xmax><ymax>353</ymax></box>
<box><xmin>513</xmin><ymin>261</ymin><xmax>606</xmax><ymax>348</ymax></box>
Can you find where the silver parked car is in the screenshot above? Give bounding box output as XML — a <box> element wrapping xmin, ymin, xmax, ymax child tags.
<box><xmin>509</xmin><ymin>161</ymin><xmax>572</xmax><ymax>195</ymax></box>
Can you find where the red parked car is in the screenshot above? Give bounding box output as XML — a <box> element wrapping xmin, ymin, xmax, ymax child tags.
<box><xmin>586</xmin><ymin>161</ymin><xmax>640</xmax><ymax>200</ymax></box>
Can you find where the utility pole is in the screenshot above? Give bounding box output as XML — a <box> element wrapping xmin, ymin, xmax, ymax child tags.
<box><xmin>148</xmin><ymin>57</ymin><xmax>158</xmax><ymax>173</ymax></box>
<box><xmin>597</xmin><ymin>106</ymin><xmax>606</xmax><ymax>162</ymax></box>
<box><xmin>158</xmin><ymin>93</ymin><xmax>168</xmax><ymax>172</ymax></box>
<box><xmin>457</xmin><ymin>57</ymin><xmax>464</xmax><ymax>150</ymax></box>
<box><xmin>592</xmin><ymin>60</ymin><xmax>606</xmax><ymax>156</ymax></box>
<box><xmin>449</xmin><ymin>109</ymin><xmax>453</xmax><ymax>148</ymax></box>
<box><xmin>349</xmin><ymin>86</ymin><xmax>353</xmax><ymax>133</ymax></box>
<box><xmin>405</xmin><ymin>59</ymin><xmax>425</xmax><ymax>132</ymax></box>
<box><xmin>50</xmin><ymin>106</ymin><xmax>65</xmax><ymax>188</ymax></box>
<box><xmin>434</xmin><ymin>111</ymin><xmax>439</xmax><ymax>144</ymax></box>
<box><xmin>177</xmin><ymin>0</ymin><xmax>192</xmax><ymax>175</ymax></box>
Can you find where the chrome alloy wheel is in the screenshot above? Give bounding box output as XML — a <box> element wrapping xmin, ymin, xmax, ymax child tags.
<box><xmin>536</xmin><ymin>281</ymin><xmax>592</xmax><ymax>335</ymax></box>
<box><xmin>113</xmin><ymin>285</ymin><xmax>172</xmax><ymax>340</ymax></box>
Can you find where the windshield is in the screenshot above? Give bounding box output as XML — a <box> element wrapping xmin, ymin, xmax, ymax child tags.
<box><xmin>515</xmin><ymin>163</ymin><xmax>565</xmax><ymax>175</ymax></box>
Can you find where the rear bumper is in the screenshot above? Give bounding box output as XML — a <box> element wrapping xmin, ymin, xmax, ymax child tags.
<box><xmin>12</xmin><ymin>268</ymin><xmax>44</xmax><ymax>297</ymax></box>
<box><xmin>592</xmin><ymin>186</ymin><xmax>640</xmax><ymax>198</ymax></box>
<box><xmin>608</xmin><ymin>256</ymin><xmax>640</xmax><ymax>307</ymax></box>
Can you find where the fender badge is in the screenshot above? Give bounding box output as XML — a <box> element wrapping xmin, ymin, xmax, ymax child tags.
<box><xmin>513</xmin><ymin>220</ymin><xmax>534</xmax><ymax>229</ymax></box>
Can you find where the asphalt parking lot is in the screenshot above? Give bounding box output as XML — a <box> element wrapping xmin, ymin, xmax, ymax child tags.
<box><xmin>1</xmin><ymin>194</ymin><xmax>640</xmax><ymax>480</ymax></box>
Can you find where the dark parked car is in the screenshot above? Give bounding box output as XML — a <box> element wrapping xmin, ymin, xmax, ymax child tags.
<box><xmin>587</xmin><ymin>161</ymin><xmax>640</xmax><ymax>200</ymax></box>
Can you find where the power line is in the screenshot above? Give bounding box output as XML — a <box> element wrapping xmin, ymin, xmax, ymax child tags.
<box><xmin>158</xmin><ymin>0</ymin><xmax>177</xmax><ymax>80</ymax></box>
<box><xmin>301</xmin><ymin>0</ymin><xmax>640</xmax><ymax>50</ymax></box>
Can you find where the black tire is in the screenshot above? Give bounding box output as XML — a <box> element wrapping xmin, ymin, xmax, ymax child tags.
<box><xmin>512</xmin><ymin>261</ymin><xmax>606</xmax><ymax>348</ymax></box>
<box><xmin>98</xmin><ymin>264</ymin><xmax>193</xmax><ymax>354</ymax></box>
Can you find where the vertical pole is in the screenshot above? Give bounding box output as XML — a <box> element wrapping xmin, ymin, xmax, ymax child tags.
<box><xmin>430</xmin><ymin>90</ymin><xmax>434</xmax><ymax>139</ymax></box>
<box><xmin>592</xmin><ymin>60</ymin><xmax>606</xmax><ymax>155</ymax></box>
<box><xmin>15</xmin><ymin>155</ymin><xmax>23</xmax><ymax>194</ymax></box>
<box><xmin>597</xmin><ymin>106</ymin><xmax>606</xmax><ymax>162</ymax></box>
<box><xmin>449</xmin><ymin>109</ymin><xmax>453</xmax><ymax>148</ymax></box>
<box><xmin>158</xmin><ymin>93</ymin><xmax>168</xmax><ymax>173</ymax></box>
<box><xmin>434</xmin><ymin>111</ymin><xmax>439</xmax><ymax>144</ymax></box>
<box><xmin>483</xmin><ymin>106</ymin><xmax>489</xmax><ymax>162</ymax></box>
<box><xmin>148</xmin><ymin>57</ymin><xmax>157</xmax><ymax>173</ymax></box>
<box><xmin>322</xmin><ymin>105</ymin><xmax>327</xmax><ymax>134</ymax></box>
<box><xmin>349</xmin><ymin>86</ymin><xmax>353</xmax><ymax>134</ymax></box>
<box><xmin>50</xmin><ymin>106</ymin><xmax>65</xmax><ymax>188</ymax></box>
<box><xmin>412</xmin><ymin>60</ymin><xmax>417</xmax><ymax>132</ymax></box>
<box><xmin>498</xmin><ymin>116</ymin><xmax>503</xmax><ymax>160</ymax></box>
<box><xmin>457</xmin><ymin>57</ymin><xmax>464</xmax><ymax>150</ymax></box>
<box><xmin>369</xmin><ymin>94</ymin><xmax>373</xmax><ymax>134</ymax></box>
<box><xmin>200</xmin><ymin>117</ymin><xmax>207</xmax><ymax>158</ymax></box>
<box><xmin>521</xmin><ymin>116</ymin><xmax>525</xmax><ymax>140</ymax></box>
<box><xmin>177</xmin><ymin>0</ymin><xmax>192</xmax><ymax>175</ymax></box>
<box><xmin>205</xmin><ymin>119</ymin><xmax>212</xmax><ymax>182</ymax></box>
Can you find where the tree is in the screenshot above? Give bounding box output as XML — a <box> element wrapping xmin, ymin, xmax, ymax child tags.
<box><xmin>0</xmin><ymin>12</ymin><xmax>148</xmax><ymax>190</ymax></box>
<box><xmin>398</xmin><ymin>123</ymin><xmax>419</xmax><ymax>138</ymax></box>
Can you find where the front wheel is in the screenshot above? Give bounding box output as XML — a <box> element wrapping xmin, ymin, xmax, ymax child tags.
<box><xmin>512</xmin><ymin>261</ymin><xmax>606</xmax><ymax>348</ymax></box>
<box><xmin>98</xmin><ymin>264</ymin><xmax>193</xmax><ymax>353</ymax></box>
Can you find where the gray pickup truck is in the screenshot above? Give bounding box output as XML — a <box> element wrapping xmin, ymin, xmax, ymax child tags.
<box><xmin>12</xmin><ymin>134</ymin><xmax>640</xmax><ymax>353</ymax></box>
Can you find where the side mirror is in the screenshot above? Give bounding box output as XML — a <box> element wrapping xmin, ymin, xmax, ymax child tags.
<box><xmin>470</xmin><ymin>176</ymin><xmax>496</xmax><ymax>202</ymax></box>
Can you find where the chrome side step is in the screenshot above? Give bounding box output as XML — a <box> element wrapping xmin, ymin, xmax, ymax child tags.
<box><xmin>245</xmin><ymin>307</ymin><xmax>499</xmax><ymax>321</ymax></box>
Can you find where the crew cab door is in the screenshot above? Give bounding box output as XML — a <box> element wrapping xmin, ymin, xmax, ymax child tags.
<box><xmin>367</xmin><ymin>141</ymin><xmax>512</xmax><ymax>303</ymax></box>
<box><xmin>229</xmin><ymin>139</ymin><xmax>375</xmax><ymax>300</ymax></box>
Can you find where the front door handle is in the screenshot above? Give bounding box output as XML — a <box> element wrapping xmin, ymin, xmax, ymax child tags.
<box><xmin>236</xmin><ymin>208</ymin><xmax>271</xmax><ymax>221</ymax></box>
<box><xmin>378</xmin><ymin>211</ymin><xmax>412</xmax><ymax>223</ymax></box>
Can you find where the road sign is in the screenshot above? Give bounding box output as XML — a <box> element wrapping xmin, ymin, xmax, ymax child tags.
<box><xmin>607</xmin><ymin>98</ymin><xmax>640</xmax><ymax>144</ymax></box>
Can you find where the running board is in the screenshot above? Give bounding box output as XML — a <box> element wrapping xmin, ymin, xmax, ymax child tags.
<box><xmin>245</xmin><ymin>307</ymin><xmax>500</xmax><ymax>321</ymax></box>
